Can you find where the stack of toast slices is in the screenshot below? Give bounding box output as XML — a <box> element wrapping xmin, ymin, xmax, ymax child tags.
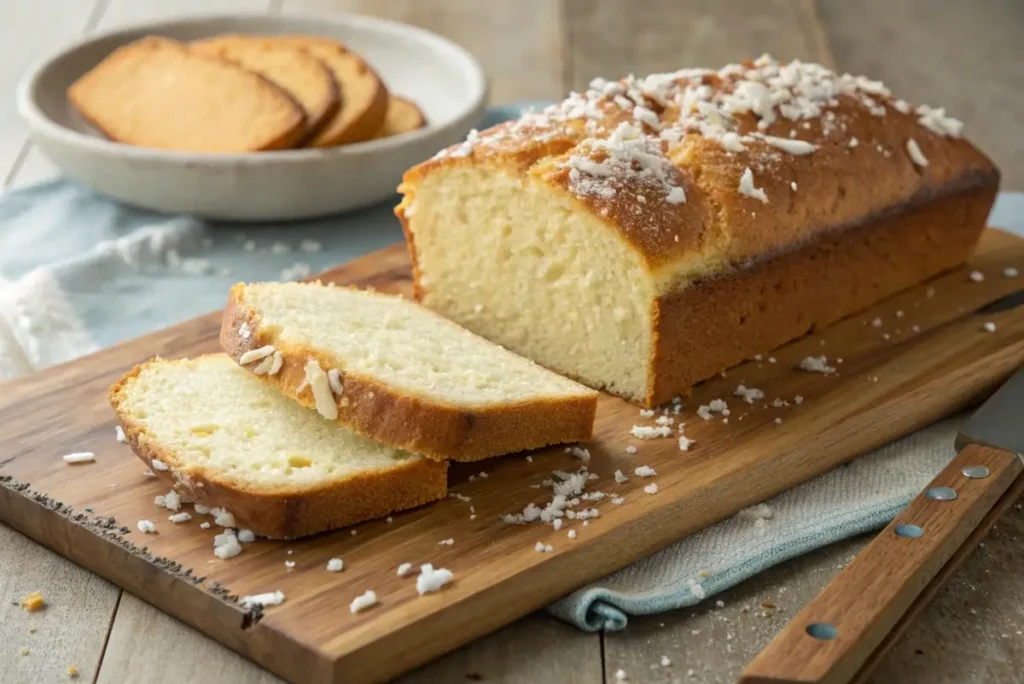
<box><xmin>109</xmin><ymin>282</ymin><xmax>599</xmax><ymax>540</ymax></box>
<box><xmin>68</xmin><ymin>34</ymin><xmax>426</xmax><ymax>153</ymax></box>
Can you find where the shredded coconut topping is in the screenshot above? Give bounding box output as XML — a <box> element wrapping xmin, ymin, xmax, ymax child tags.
<box><xmin>906</xmin><ymin>138</ymin><xmax>928</xmax><ymax>167</ymax></box>
<box><xmin>446</xmin><ymin>55</ymin><xmax>964</xmax><ymax>224</ymax></box>
<box><xmin>738</xmin><ymin>168</ymin><xmax>769</xmax><ymax>203</ymax></box>
<box><xmin>239</xmin><ymin>345</ymin><xmax>274</xmax><ymax>365</ymax></box>
<box><xmin>304</xmin><ymin>358</ymin><xmax>338</xmax><ymax>420</ymax></box>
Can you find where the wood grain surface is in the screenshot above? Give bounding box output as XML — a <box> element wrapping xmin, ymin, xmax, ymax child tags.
<box><xmin>1</xmin><ymin>2</ymin><xmax>1023</xmax><ymax>683</ymax></box>
<box><xmin>2</xmin><ymin>231</ymin><xmax>1024</xmax><ymax>683</ymax></box>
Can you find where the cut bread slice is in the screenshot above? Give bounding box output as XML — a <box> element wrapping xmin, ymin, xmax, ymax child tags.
<box><xmin>110</xmin><ymin>354</ymin><xmax>447</xmax><ymax>539</ymax></box>
<box><xmin>373</xmin><ymin>95</ymin><xmax>427</xmax><ymax>139</ymax></box>
<box><xmin>68</xmin><ymin>36</ymin><xmax>305</xmax><ymax>153</ymax></box>
<box><xmin>220</xmin><ymin>282</ymin><xmax>599</xmax><ymax>462</ymax></box>
<box><xmin>190</xmin><ymin>35</ymin><xmax>340</xmax><ymax>141</ymax></box>
<box><xmin>268</xmin><ymin>37</ymin><xmax>388</xmax><ymax>146</ymax></box>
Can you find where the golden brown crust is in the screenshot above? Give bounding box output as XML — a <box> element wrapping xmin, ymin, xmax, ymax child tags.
<box><xmin>372</xmin><ymin>95</ymin><xmax>427</xmax><ymax>139</ymax></box>
<box><xmin>108</xmin><ymin>358</ymin><xmax>447</xmax><ymax>539</ymax></box>
<box><xmin>400</xmin><ymin>57</ymin><xmax>999</xmax><ymax>280</ymax></box>
<box><xmin>646</xmin><ymin>182</ymin><xmax>997</xmax><ymax>406</ymax></box>
<box><xmin>219</xmin><ymin>285</ymin><xmax>598</xmax><ymax>462</ymax></box>
<box><xmin>69</xmin><ymin>36</ymin><xmax>306</xmax><ymax>153</ymax></box>
<box><xmin>189</xmin><ymin>35</ymin><xmax>341</xmax><ymax>143</ymax></box>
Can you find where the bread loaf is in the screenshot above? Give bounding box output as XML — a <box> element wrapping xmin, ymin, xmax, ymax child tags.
<box><xmin>110</xmin><ymin>354</ymin><xmax>446</xmax><ymax>539</ymax></box>
<box><xmin>219</xmin><ymin>282</ymin><xmax>598</xmax><ymax>461</ymax></box>
<box><xmin>68</xmin><ymin>36</ymin><xmax>306</xmax><ymax>153</ymax></box>
<box><xmin>397</xmin><ymin>55</ymin><xmax>999</xmax><ymax>406</ymax></box>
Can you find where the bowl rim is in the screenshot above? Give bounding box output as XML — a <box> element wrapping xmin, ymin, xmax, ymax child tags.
<box><xmin>15</xmin><ymin>11</ymin><xmax>489</xmax><ymax>164</ymax></box>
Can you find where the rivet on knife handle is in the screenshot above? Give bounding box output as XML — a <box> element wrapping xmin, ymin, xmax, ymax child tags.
<box><xmin>738</xmin><ymin>442</ymin><xmax>1022</xmax><ymax>684</ymax></box>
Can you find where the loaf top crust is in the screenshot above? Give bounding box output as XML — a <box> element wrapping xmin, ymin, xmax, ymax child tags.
<box><xmin>400</xmin><ymin>55</ymin><xmax>998</xmax><ymax>287</ymax></box>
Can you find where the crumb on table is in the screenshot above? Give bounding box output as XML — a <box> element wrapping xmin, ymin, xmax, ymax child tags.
<box><xmin>21</xmin><ymin>591</ymin><xmax>45</xmax><ymax>612</ymax></box>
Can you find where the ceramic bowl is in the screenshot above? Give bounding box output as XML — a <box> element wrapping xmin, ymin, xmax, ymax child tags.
<box><xmin>16</xmin><ymin>13</ymin><xmax>488</xmax><ymax>221</ymax></box>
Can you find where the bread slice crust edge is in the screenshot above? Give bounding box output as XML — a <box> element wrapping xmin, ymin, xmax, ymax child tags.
<box><xmin>219</xmin><ymin>285</ymin><xmax>598</xmax><ymax>462</ymax></box>
<box><xmin>109</xmin><ymin>357</ymin><xmax>448</xmax><ymax>539</ymax></box>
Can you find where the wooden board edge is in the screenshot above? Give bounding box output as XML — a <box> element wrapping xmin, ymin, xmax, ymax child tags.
<box><xmin>0</xmin><ymin>477</ymin><xmax>327</xmax><ymax>684</ymax></box>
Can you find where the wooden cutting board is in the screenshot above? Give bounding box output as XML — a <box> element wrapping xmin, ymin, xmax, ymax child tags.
<box><xmin>1</xmin><ymin>229</ymin><xmax>1023</xmax><ymax>684</ymax></box>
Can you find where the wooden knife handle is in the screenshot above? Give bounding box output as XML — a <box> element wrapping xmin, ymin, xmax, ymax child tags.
<box><xmin>739</xmin><ymin>443</ymin><xmax>1023</xmax><ymax>684</ymax></box>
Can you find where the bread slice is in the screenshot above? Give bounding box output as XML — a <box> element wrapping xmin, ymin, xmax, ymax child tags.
<box><xmin>220</xmin><ymin>282</ymin><xmax>598</xmax><ymax>462</ymax></box>
<box><xmin>68</xmin><ymin>36</ymin><xmax>305</xmax><ymax>153</ymax></box>
<box><xmin>190</xmin><ymin>36</ymin><xmax>340</xmax><ymax>142</ymax></box>
<box><xmin>270</xmin><ymin>37</ymin><xmax>389</xmax><ymax>146</ymax></box>
<box><xmin>109</xmin><ymin>354</ymin><xmax>447</xmax><ymax>539</ymax></box>
<box><xmin>373</xmin><ymin>95</ymin><xmax>427</xmax><ymax>139</ymax></box>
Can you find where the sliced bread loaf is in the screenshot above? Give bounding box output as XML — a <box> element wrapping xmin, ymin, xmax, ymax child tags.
<box><xmin>109</xmin><ymin>354</ymin><xmax>447</xmax><ymax>539</ymax></box>
<box><xmin>190</xmin><ymin>35</ymin><xmax>340</xmax><ymax>141</ymax></box>
<box><xmin>220</xmin><ymin>282</ymin><xmax>598</xmax><ymax>462</ymax></box>
<box><xmin>68</xmin><ymin>36</ymin><xmax>305</xmax><ymax>153</ymax></box>
<box><xmin>373</xmin><ymin>95</ymin><xmax>427</xmax><ymax>139</ymax></box>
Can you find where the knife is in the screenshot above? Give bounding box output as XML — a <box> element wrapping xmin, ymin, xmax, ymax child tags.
<box><xmin>740</xmin><ymin>362</ymin><xmax>1024</xmax><ymax>684</ymax></box>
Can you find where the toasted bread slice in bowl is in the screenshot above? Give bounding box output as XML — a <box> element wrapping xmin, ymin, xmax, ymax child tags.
<box><xmin>18</xmin><ymin>13</ymin><xmax>487</xmax><ymax>220</ymax></box>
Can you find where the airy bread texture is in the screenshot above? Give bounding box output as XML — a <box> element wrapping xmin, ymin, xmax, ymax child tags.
<box><xmin>190</xmin><ymin>35</ymin><xmax>340</xmax><ymax>141</ymax></box>
<box><xmin>68</xmin><ymin>36</ymin><xmax>305</xmax><ymax>153</ymax></box>
<box><xmin>270</xmin><ymin>36</ymin><xmax>389</xmax><ymax>146</ymax></box>
<box><xmin>397</xmin><ymin>55</ymin><xmax>999</xmax><ymax>406</ymax></box>
<box><xmin>373</xmin><ymin>95</ymin><xmax>427</xmax><ymax>139</ymax></box>
<box><xmin>220</xmin><ymin>282</ymin><xmax>598</xmax><ymax>461</ymax></box>
<box><xmin>110</xmin><ymin>354</ymin><xmax>446</xmax><ymax>539</ymax></box>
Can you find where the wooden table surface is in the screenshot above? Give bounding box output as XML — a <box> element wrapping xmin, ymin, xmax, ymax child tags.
<box><xmin>2</xmin><ymin>2</ymin><xmax>1022</xmax><ymax>683</ymax></box>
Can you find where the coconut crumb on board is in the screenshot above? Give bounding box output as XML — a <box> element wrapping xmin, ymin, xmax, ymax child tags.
<box><xmin>213</xmin><ymin>530</ymin><xmax>241</xmax><ymax>559</ymax></box>
<box><xmin>237</xmin><ymin>529</ymin><xmax>255</xmax><ymax>543</ymax></box>
<box><xmin>396</xmin><ymin>562</ymin><xmax>413</xmax><ymax>577</ymax></box>
<box><xmin>62</xmin><ymin>452</ymin><xmax>95</xmax><ymax>464</ymax></box>
<box><xmin>634</xmin><ymin>465</ymin><xmax>657</xmax><ymax>477</ymax></box>
<box><xmin>630</xmin><ymin>425</ymin><xmax>673</xmax><ymax>439</ymax></box>
<box><xmin>240</xmin><ymin>591</ymin><xmax>285</xmax><ymax>609</ymax></box>
<box><xmin>349</xmin><ymin>590</ymin><xmax>378</xmax><ymax>614</ymax></box>
<box><xmin>327</xmin><ymin>558</ymin><xmax>344</xmax><ymax>572</ymax></box>
<box><xmin>734</xmin><ymin>385</ymin><xmax>764</xmax><ymax>404</ymax></box>
<box><xmin>535</xmin><ymin>541</ymin><xmax>553</xmax><ymax>553</ymax></box>
<box><xmin>137</xmin><ymin>520</ymin><xmax>157</xmax><ymax>534</ymax></box>
<box><xmin>799</xmin><ymin>355</ymin><xmax>835</xmax><ymax>374</ymax></box>
<box><xmin>150</xmin><ymin>459</ymin><xmax>169</xmax><ymax>471</ymax></box>
<box><xmin>168</xmin><ymin>512</ymin><xmax>191</xmax><ymax>524</ymax></box>
<box><xmin>969</xmin><ymin>270</ymin><xmax>985</xmax><ymax>282</ymax></box>
<box><xmin>211</xmin><ymin>508</ymin><xmax>235</xmax><ymax>528</ymax></box>
<box><xmin>644</xmin><ymin>483</ymin><xmax>659</xmax><ymax>495</ymax></box>
<box><xmin>438</xmin><ymin>538</ymin><xmax>454</xmax><ymax>546</ymax></box>
<box><xmin>416</xmin><ymin>564</ymin><xmax>454</xmax><ymax>595</ymax></box>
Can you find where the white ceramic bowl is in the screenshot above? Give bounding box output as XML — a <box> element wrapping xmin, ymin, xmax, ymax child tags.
<box><xmin>16</xmin><ymin>13</ymin><xmax>488</xmax><ymax>221</ymax></box>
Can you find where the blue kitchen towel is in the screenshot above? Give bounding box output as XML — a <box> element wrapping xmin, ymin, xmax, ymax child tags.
<box><xmin>1</xmin><ymin>104</ymin><xmax>1022</xmax><ymax>631</ymax></box>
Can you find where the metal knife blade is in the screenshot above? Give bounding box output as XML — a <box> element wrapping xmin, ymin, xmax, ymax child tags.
<box><xmin>955</xmin><ymin>366</ymin><xmax>1024</xmax><ymax>455</ymax></box>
